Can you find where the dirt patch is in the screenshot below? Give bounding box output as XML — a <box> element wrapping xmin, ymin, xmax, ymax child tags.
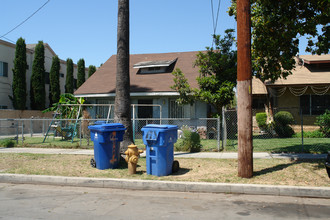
<box><xmin>0</xmin><ymin>153</ymin><xmax>329</xmax><ymax>187</ymax></box>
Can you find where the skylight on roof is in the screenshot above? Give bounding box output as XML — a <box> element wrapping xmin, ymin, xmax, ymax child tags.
<box><xmin>133</xmin><ymin>58</ymin><xmax>177</xmax><ymax>69</ymax></box>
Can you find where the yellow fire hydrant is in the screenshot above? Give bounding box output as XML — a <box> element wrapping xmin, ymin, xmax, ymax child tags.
<box><xmin>124</xmin><ymin>144</ymin><xmax>144</xmax><ymax>175</ymax></box>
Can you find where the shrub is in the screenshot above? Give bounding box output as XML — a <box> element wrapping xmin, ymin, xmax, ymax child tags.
<box><xmin>293</xmin><ymin>130</ymin><xmax>325</xmax><ymax>138</ymax></box>
<box><xmin>176</xmin><ymin>128</ymin><xmax>201</xmax><ymax>152</ymax></box>
<box><xmin>316</xmin><ymin>110</ymin><xmax>330</xmax><ymax>137</ymax></box>
<box><xmin>0</xmin><ymin>139</ymin><xmax>16</xmax><ymax>148</ymax></box>
<box><xmin>274</xmin><ymin>111</ymin><xmax>294</xmax><ymax>125</ymax></box>
<box><xmin>274</xmin><ymin>111</ymin><xmax>295</xmax><ymax>138</ymax></box>
<box><xmin>256</xmin><ymin>112</ymin><xmax>267</xmax><ymax>130</ymax></box>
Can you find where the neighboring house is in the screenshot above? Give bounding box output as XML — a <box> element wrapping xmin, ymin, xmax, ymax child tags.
<box><xmin>74</xmin><ymin>51</ymin><xmax>208</xmax><ymax>119</ymax></box>
<box><xmin>252</xmin><ymin>54</ymin><xmax>330</xmax><ymax>125</ymax></box>
<box><xmin>0</xmin><ymin>39</ymin><xmax>89</xmax><ymax>110</ymax></box>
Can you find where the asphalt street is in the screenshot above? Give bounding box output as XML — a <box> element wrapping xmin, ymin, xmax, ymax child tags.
<box><xmin>1</xmin><ymin>183</ymin><xmax>330</xmax><ymax>220</ymax></box>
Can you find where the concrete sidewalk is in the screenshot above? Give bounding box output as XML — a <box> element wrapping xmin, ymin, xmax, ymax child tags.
<box><xmin>0</xmin><ymin>147</ymin><xmax>327</xmax><ymax>159</ymax></box>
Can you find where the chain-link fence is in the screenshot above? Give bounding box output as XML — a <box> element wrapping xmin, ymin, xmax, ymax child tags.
<box><xmin>1</xmin><ymin>107</ymin><xmax>329</xmax><ymax>153</ymax></box>
<box><xmin>0</xmin><ymin>117</ymin><xmax>222</xmax><ymax>150</ymax></box>
<box><xmin>224</xmin><ymin>108</ymin><xmax>329</xmax><ymax>153</ymax></box>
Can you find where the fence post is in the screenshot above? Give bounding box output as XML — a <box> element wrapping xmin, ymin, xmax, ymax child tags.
<box><xmin>42</xmin><ymin>118</ymin><xmax>45</xmax><ymax>136</ymax></box>
<box><xmin>30</xmin><ymin>117</ymin><xmax>33</xmax><ymax>137</ymax></box>
<box><xmin>222</xmin><ymin>108</ymin><xmax>227</xmax><ymax>149</ymax></box>
<box><xmin>80</xmin><ymin>119</ymin><xmax>82</xmax><ymax>147</ymax></box>
<box><xmin>16</xmin><ymin>120</ymin><xmax>19</xmax><ymax>144</ymax></box>
<box><xmin>217</xmin><ymin>116</ymin><xmax>221</xmax><ymax>151</ymax></box>
<box><xmin>21</xmin><ymin>121</ymin><xmax>24</xmax><ymax>145</ymax></box>
<box><xmin>132</xmin><ymin>104</ymin><xmax>135</xmax><ymax>142</ymax></box>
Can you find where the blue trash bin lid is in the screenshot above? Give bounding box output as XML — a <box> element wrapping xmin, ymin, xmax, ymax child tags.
<box><xmin>142</xmin><ymin>124</ymin><xmax>178</xmax><ymax>131</ymax></box>
<box><xmin>88</xmin><ymin>123</ymin><xmax>126</xmax><ymax>132</ymax></box>
<box><xmin>141</xmin><ymin>124</ymin><xmax>178</xmax><ymax>141</ymax></box>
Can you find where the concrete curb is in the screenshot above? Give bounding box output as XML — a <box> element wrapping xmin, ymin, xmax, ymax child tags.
<box><xmin>1</xmin><ymin>173</ymin><xmax>329</xmax><ymax>199</ymax></box>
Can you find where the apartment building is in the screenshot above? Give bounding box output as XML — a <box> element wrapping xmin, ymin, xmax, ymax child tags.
<box><xmin>0</xmin><ymin>39</ymin><xmax>88</xmax><ymax>110</ymax></box>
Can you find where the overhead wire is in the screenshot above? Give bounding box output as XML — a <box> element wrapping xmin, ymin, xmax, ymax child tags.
<box><xmin>210</xmin><ymin>0</ymin><xmax>222</xmax><ymax>47</ymax></box>
<box><xmin>0</xmin><ymin>0</ymin><xmax>50</xmax><ymax>40</ymax></box>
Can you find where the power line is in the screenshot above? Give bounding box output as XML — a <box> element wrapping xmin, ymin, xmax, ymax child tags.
<box><xmin>1</xmin><ymin>36</ymin><xmax>15</xmax><ymax>44</ymax></box>
<box><xmin>214</xmin><ymin>0</ymin><xmax>221</xmax><ymax>35</ymax></box>
<box><xmin>0</xmin><ymin>0</ymin><xmax>50</xmax><ymax>39</ymax></box>
<box><xmin>210</xmin><ymin>0</ymin><xmax>221</xmax><ymax>46</ymax></box>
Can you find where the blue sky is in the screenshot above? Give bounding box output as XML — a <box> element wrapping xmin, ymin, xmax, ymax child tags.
<box><xmin>1</xmin><ymin>0</ymin><xmax>310</xmax><ymax>67</ymax></box>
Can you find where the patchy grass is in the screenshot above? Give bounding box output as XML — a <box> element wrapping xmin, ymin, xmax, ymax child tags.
<box><xmin>0</xmin><ymin>153</ymin><xmax>329</xmax><ymax>187</ymax></box>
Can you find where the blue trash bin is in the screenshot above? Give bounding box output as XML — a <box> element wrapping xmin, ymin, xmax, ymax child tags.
<box><xmin>88</xmin><ymin>123</ymin><xmax>126</xmax><ymax>170</ymax></box>
<box><xmin>142</xmin><ymin>124</ymin><xmax>178</xmax><ymax>176</ymax></box>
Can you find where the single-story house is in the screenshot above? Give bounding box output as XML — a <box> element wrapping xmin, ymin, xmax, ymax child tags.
<box><xmin>74</xmin><ymin>51</ymin><xmax>329</xmax><ymax>128</ymax></box>
<box><xmin>74</xmin><ymin>51</ymin><xmax>208</xmax><ymax>119</ymax></box>
<box><xmin>252</xmin><ymin>54</ymin><xmax>330</xmax><ymax>125</ymax></box>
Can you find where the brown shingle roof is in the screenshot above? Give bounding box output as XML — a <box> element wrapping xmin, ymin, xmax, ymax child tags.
<box><xmin>252</xmin><ymin>77</ymin><xmax>268</xmax><ymax>95</ymax></box>
<box><xmin>74</xmin><ymin>51</ymin><xmax>200</xmax><ymax>96</ymax></box>
<box><xmin>299</xmin><ymin>54</ymin><xmax>330</xmax><ymax>63</ymax></box>
<box><xmin>267</xmin><ymin>56</ymin><xmax>330</xmax><ymax>86</ymax></box>
<box><xmin>252</xmin><ymin>55</ymin><xmax>330</xmax><ymax>94</ymax></box>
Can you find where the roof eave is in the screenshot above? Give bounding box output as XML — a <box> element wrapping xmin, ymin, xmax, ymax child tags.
<box><xmin>74</xmin><ymin>91</ymin><xmax>180</xmax><ymax>98</ymax></box>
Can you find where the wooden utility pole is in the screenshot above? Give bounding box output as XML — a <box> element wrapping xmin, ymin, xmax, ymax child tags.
<box><xmin>115</xmin><ymin>0</ymin><xmax>133</xmax><ymax>153</ymax></box>
<box><xmin>237</xmin><ymin>0</ymin><xmax>253</xmax><ymax>178</ymax></box>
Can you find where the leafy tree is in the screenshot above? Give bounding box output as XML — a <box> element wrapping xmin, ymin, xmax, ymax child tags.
<box><xmin>65</xmin><ymin>58</ymin><xmax>74</xmax><ymax>93</ymax></box>
<box><xmin>43</xmin><ymin>93</ymin><xmax>85</xmax><ymax>119</ymax></box>
<box><xmin>11</xmin><ymin>37</ymin><xmax>27</xmax><ymax>110</ymax></box>
<box><xmin>171</xmin><ymin>29</ymin><xmax>237</xmax><ymax>114</ymax></box>
<box><xmin>88</xmin><ymin>65</ymin><xmax>97</xmax><ymax>78</ymax></box>
<box><xmin>49</xmin><ymin>55</ymin><xmax>61</xmax><ymax>106</ymax></box>
<box><xmin>30</xmin><ymin>41</ymin><xmax>45</xmax><ymax>110</ymax></box>
<box><xmin>77</xmin><ymin>58</ymin><xmax>85</xmax><ymax>88</ymax></box>
<box><xmin>229</xmin><ymin>0</ymin><xmax>329</xmax><ymax>82</ymax></box>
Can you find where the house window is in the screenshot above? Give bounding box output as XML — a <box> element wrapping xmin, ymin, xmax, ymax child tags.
<box><xmin>300</xmin><ymin>94</ymin><xmax>330</xmax><ymax>115</ymax></box>
<box><xmin>139</xmin><ymin>66</ymin><xmax>166</xmax><ymax>74</ymax></box>
<box><xmin>0</xmin><ymin>105</ymin><xmax>8</xmax><ymax>109</ymax></box>
<box><xmin>0</xmin><ymin>61</ymin><xmax>8</xmax><ymax>77</ymax></box>
<box><xmin>169</xmin><ymin>99</ymin><xmax>184</xmax><ymax>118</ymax></box>
<box><xmin>252</xmin><ymin>97</ymin><xmax>266</xmax><ymax>109</ymax></box>
<box><xmin>138</xmin><ymin>99</ymin><xmax>153</xmax><ymax>118</ymax></box>
<box><xmin>45</xmin><ymin>72</ymin><xmax>50</xmax><ymax>84</ymax></box>
<box><xmin>60</xmin><ymin>73</ymin><xmax>64</xmax><ymax>78</ymax></box>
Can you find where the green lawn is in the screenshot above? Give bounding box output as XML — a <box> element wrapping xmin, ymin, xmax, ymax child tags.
<box><xmin>1</xmin><ymin>135</ymin><xmax>329</xmax><ymax>154</ymax></box>
<box><xmin>200</xmin><ymin>137</ymin><xmax>329</xmax><ymax>154</ymax></box>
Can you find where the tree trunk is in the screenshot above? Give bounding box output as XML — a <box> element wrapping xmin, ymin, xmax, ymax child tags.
<box><xmin>237</xmin><ymin>0</ymin><xmax>253</xmax><ymax>178</ymax></box>
<box><xmin>115</xmin><ymin>0</ymin><xmax>133</xmax><ymax>153</ymax></box>
<box><xmin>265</xmin><ymin>87</ymin><xmax>274</xmax><ymax>123</ymax></box>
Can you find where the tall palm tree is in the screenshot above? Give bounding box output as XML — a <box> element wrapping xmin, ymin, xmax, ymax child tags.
<box><xmin>115</xmin><ymin>0</ymin><xmax>133</xmax><ymax>152</ymax></box>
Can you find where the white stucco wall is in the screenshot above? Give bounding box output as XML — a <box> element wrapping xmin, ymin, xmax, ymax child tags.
<box><xmin>0</xmin><ymin>43</ymin><xmax>15</xmax><ymax>109</ymax></box>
